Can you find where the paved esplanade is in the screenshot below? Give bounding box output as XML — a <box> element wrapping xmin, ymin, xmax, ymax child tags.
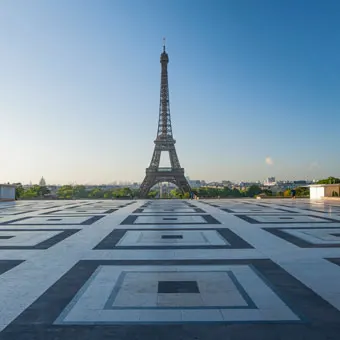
<box><xmin>0</xmin><ymin>199</ymin><xmax>340</xmax><ymax>339</ymax></box>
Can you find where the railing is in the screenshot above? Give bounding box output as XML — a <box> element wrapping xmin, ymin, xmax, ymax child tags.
<box><xmin>157</xmin><ymin>167</ymin><xmax>173</xmax><ymax>172</ymax></box>
<box><xmin>146</xmin><ymin>167</ymin><xmax>184</xmax><ymax>173</ymax></box>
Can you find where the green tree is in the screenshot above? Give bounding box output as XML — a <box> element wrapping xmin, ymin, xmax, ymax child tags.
<box><xmin>317</xmin><ymin>177</ymin><xmax>340</xmax><ymax>184</ymax></box>
<box><xmin>170</xmin><ymin>188</ymin><xmax>182</xmax><ymax>198</ymax></box>
<box><xmin>246</xmin><ymin>185</ymin><xmax>262</xmax><ymax>197</ymax></box>
<box><xmin>88</xmin><ymin>188</ymin><xmax>104</xmax><ymax>198</ymax></box>
<box><xmin>119</xmin><ymin>187</ymin><xmax>133</xmax><ymax>198</ymax></box>
<box><xmin>103</xmin><ymin>191</ymin><xmax>112</xmax><ymax>199</ymax></box>
<box><xmin>232</xmin><ymin>188</ymin><xmax>243</xmax><ymax>197</ymax></box>
<box><xmin>15</xmin><ymin>184</ymin><xmax>24</xmax><ymax>199</ymax></box>
<box><xmin>262</xmin><ymin>189</ymin><xmax>273</xmax><ymax>196</ymax></box>
<box><xmin>21</xmin><ymin>188</ymin><xmax>38</xmax><ymax>199</ymax></box>
<box><xmin>283</xmin><ymin>189</ymin><xmax>291</xmax><ymax>197</ymax></box>
<box><xmin>57</xmin><ymin>185</ymin><xmax>74</xmax><ymax>199</ymax></box>
<box><xmin>295</xmin><ymin>187</ymin><xmax>310</xmax><ymax>197</ymax></box>
<box><xmin>20</xmin><ymin>185</ymin><xmax>48</xmax><ymax>199</ymax></box>
<box><xmin>39</xmin><ymin>186</ymin><xmax>50</xmax><ymax>197</ymax></box>
<box><xmin>147</xmin><ymin>190</ymin><xmax>158</xmax><ymax>198</ymax></box>
<box><xmin>73</xmin><ymin>185</ymin><xmax>88</xmax><ymax>198</ymax></box>
<box><xmin>220</xmin><ymin>187</ymin><xmax>232</xmax><ymax>197</ymax></box>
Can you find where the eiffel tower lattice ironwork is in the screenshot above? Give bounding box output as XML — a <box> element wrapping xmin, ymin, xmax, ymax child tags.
<box><xmin>139</xmin><ymin>43</ymin><xmax>191</xmax><ymax>198</ymax></box>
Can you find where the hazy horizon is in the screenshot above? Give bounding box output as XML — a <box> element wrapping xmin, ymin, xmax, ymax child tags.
<box><xmin>1</xmin><ymin>0</ymin><xmax>340</xmax><ymax>185</ymax></box>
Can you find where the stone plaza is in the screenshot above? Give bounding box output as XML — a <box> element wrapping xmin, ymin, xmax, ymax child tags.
<box><xmin>0</xmin><ymin>198</ymin><xmax>340</xmax><ymax>339</ymax></box>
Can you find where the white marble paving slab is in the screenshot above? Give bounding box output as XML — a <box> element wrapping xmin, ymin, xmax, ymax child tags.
<box><xmin>134</xmin><ymin>215</ymin><xmax>207</xmax><ymax>224</ymax></box>
<box><xmin>0</xmin><ymin>230</ymin><xmax>62</xmax><ymax>246</ymax></box>
<box><xmin>116</xmin><ymin>230</ymin><xmax>229</xmax><ymax>247</ymax></box>
<box><xmin>283</xmin><ymin>228</ymin><xmax>340</xmax><ymax>244</ymax></box>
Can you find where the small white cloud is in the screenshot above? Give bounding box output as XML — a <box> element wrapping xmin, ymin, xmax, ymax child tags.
<box><xmin>308</xmin><ymin>161</ymin><xmax>319</xmax><ymax>170</ymax></box>
<box><xmin>265</xmin><ymin>157</ymin><xmax>274</xmax><ymax>165</ymax></box>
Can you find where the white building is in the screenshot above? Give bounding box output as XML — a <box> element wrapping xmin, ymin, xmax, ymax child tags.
<box><xmin>0</xmin><ymin>184</ymin><xmax>16</xmax><ymax>201</ymax></box>
<box><xmin>309</xmin><ymin>184</ymin><xmax>340</xmax><ymax>200</ymax></box>
<box><xmin>264</xmin><ymin>177</ymin><xmax>276</xmax><ymax>186</ymax></box>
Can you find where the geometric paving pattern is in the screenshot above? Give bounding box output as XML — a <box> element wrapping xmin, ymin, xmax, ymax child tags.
<box><xmin>0</xmin><ymin>215</ymin><xmax>105</xmax><ymax>225</ymax></box>
<box><xmin>1</xmin><ymin>199</ymin><xmax>340</xmax><ymax>339</ymax></box>
<box><xmin>0</xmin><ymin>229</ymin><xmax>79</xmax><ymax>249</ymax></box>
<box><xmin>40</xmin><ymin>208</ymin><xmax>118</xmax><ymax>215</ymax></box>
<box><xmin>53</xmin><ymin>263</ymin><xmax>300</xmax><ymax>324</ymax></box>
<box><xmin>120</xmin><ymin>214</ymin><xmax>221</xmax><ymax>225</ymax></box>
<box><xmin>264</xmin><ymin>227</ymin><xmax>340</xmax><ymax>248</ymax></box>
<box><xmin>235</xmin><ymin>214</ymin><xmax>338</xmax><ymax>224</ymax></box>
<box><xmin>94</xmin><ymin>228</ymin><xmax>253</xmax><ymax>249</ymax></box>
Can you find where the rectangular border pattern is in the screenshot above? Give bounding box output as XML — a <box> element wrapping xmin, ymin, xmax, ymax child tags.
<box><xmin>40</xmin><ymin>208</ymin><xmax>118</xmax><ymax>215</ymax></box>
<box><xmin>234</xmin><ymin>214</ymin><xmax>339</xmax><ymax>224</ymax></box>
<box><xmin>0</xmin><ymin>215</ymin><xmax>105</xmax><ymax>226</ymax></box>
<box><xmin>93</xmin><ymin>228</ymin><xmax>253</xmax><ymax>250</ymax></box>
<box><xmin>263</xmin><ymin>227</ymin><xmax>340</xmax><ymax>248</ymax></box>
<box><xmin>0</xmin><ymin>229</ymin><xmax>80</xmax><ymax>249</ymax></box>
<box><xmin>120</xmin><ymin>215</ymin><xmax>221</xmax><ymax>225</ymax></box>
<box><xmin>132</xmin><ymin>207</ymin><xmax>206</xmax><ymax>214</ymax></box>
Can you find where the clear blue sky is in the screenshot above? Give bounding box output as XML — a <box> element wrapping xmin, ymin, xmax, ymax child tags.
<box><xmin>1</xmin><ymin>0</ymin><xmax>339</xmax><ymax>184</ymax></box>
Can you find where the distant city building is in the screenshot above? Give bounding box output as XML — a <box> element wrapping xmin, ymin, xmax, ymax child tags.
<box><xmin>0</xmin><ymin>184</ymin><xmax>16</xmax><ymax>201</ymax></box>
<box><xmin>39</xmin><ymin>177</ymin><xmax>46</xmax><ymax>186</ymax></box>
<box><xmin>309</xmin><ymin>184</ymin><xmax>340</xmax><ymax>200</ymax></box>
<box><xmin>264</xmin><ymin>177</ymin><xmax>276</xmax><ymax>186</ymax></box>
<box><xmin>293</xmin><ymin>180</ymin><xmax>307</xmax><ymax>185</ymax></box>
<box><xmin>222</xmin><ymin>181</ymin><xmax>232</xmax><ymax>188</ymax></box>
<box><xmin>189</xmin><ymin>180</ymin><xmax>203</xmax><ymax>188</ymax></box>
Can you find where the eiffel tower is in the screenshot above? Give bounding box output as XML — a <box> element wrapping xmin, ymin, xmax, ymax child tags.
<box><xmin>139</xmin><ymin>42</ymin><xmax>191</xmax><ymax>198</ymax></box>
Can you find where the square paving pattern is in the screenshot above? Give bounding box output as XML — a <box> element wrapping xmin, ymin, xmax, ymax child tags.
<box><xmin>2</xmin><ymin>199</ymin><xmax>340</xmax><ymax>339</ymax></box>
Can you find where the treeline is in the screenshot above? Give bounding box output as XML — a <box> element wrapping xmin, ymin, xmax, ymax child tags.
<box><xmin>16</xmin><ymin>177</ymin><xmax>340</xmax><ymax>200</ymax></box>
<box><xmin>317</xmin><ymin>176</ymin><xmax>340</xmax><ymax>184</ymax></box>
<box><xmin>15</xmin><ymin>184</ymin><xmax>137</xmax><ymax>200</ymax></box>
<box><xmin>188</xmin><ymin>185</ymin><xmax>310</xmax><ymax>199</ymax></box>
<box><xmin>15</xmin><ymin>184</ymin><xmax>50</xmax><ymax>199</ymax></box>
<box><xmin>56</xmin><ymin>185</ymin><xmax>136</xmax><ymax>199</ymax></box>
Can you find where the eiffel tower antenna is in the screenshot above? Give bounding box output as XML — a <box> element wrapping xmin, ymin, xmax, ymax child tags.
<box><xmin>139</xmin><ymin>43</ymin><xmax>191</xmax><ymax>198</ymax></box>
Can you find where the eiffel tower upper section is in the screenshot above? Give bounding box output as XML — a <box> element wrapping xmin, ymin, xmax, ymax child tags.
<box><xmin>156</xmin><ymin>43</ymin><xmax>174</xmax><ymax>142</ymax></box>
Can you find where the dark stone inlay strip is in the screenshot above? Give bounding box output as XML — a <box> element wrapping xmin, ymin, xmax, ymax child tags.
<box><xmin>222</xmin><ymin>208</ymin><xmax>299</xmax><ymax>214</ymax></box>
<box><xmin>0</xmin><ymin>215</ymin><xmax>105</xmax><ymax>226</ymax></box>
<box><xmin>132</xmin><ymin>207</ymin><xmax>206</xmax><ymax>214</ymax></box>
<box><xmin>161</xmin><ymin>235</ymin><xmax>183</xmax><ymax>239</ymax></box>
<box><xmin>41</xmin><ymin>208</ymin><xmax>118</xmax><ymax>215</ymax></box>
<box><xmin>40</xmin><ymin>210</ymin><xmax>63</xmax><ymax>215</ymax></box>
<box><xmin>263</xmin><ymin>227</ymin><xmax>340</xmax><ymax>248</ymax></box>
<box><xmin>158</xmin><ymin>280</ymin><xmax>199</xmax><ymax>294</ymax></box>
<box><xmin>0</xmin><ymin>229</ymin><xmax>80</xmax><ymax>249</ymax></box>
<box><xmin>81</xmin><ymin>215</ymin><xmax>105</xmax><ymax>225</ymax></box>
<box><xmin>0</xmin><ymin>260</ymin><xmax>24</xmax><ymax>277</ymax></box>
<box><xmin>327</xmin><ymin>258</ymin><xmax>340</xmax><ymax>267</ymax></box>
<box><xmin>235</xmin><ymin>214</ymin><xmax>338</xmax><ymax>224</ymax></box>
<box><xmin>0</xmin><ymin>210</ymin><xmax>35</xmax><ymax>216</ymax></box>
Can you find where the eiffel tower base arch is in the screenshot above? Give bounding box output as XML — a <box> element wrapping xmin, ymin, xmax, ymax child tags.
<box><xmin>139</xmin><ymin>168</ymin><xmax>191</xmax><ymax>198</ymax></box>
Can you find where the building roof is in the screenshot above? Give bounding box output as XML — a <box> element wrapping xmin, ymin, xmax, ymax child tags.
<box><xmin>0</xmin><ymin>184</ymin><xmax>16</xmax><ymax>188</ymax></box>
<box><xmin>309</xmin><ymin>184</ymin><xmax>340</xmax><ymax>187</ymax></box>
